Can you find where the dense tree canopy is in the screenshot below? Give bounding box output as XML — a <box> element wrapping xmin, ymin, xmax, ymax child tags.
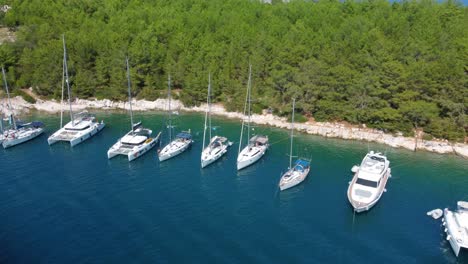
<box><xmin>0</xmin><ymin>0</ymin><xmax>466</xmax><ymax>141</ymax></box>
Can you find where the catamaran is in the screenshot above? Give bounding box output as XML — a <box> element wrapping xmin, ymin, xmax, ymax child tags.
<box><xmin>237</xmin><ymin>65</ymin><xmax>269</xmax><ymax>170</ymax></box>
<box><xmin>442</xmin><ymin>201</ymin><xmax>468</xmax><ymax>257</ymax></box>
<box><xmin>47</xmin><ymin>35</ymin><xmax>105</xmax><ymax>147</ymax></box>
<box><xmin>158</xmin><ymin>75</ymin><xmax>193</xmax><ymax>162</ymax></box>
<box><xmin>1</xmin><ymin>67</ymin><xmax>44</xmax><ymax>149</ymax></box>
<box><xmin>347</xmin><ymin>151</ymin><xmax>391</xmax><ymax>212</ymax></box>
<box><xmin>201</xmin><ymin>73</ymin><xmax>231</xmax><ymax>168</ymax></box>
<box><xmin>279</xmin><ymin>99</ymin><xmax>311</xmax><ymax>191</ymax></box>
<box><xmin>107</xmin><ymin>58</ymin><xmax>160</xmax><ymax>161</ymax></box>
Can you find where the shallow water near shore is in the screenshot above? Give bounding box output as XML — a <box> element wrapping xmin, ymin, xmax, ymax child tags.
<box><xmin>1</xmin><ymin>111</ymin><xmax>467</xmax><ymax>263</ymax></box>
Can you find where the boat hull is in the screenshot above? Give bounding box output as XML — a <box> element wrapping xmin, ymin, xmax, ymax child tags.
<box><xmin>347</xmin><ymin>168</ymin><xmax>390</xmax><ymax>213</ymax></box>
<box><xmin>108</xmin><ymin>132</ymin><xmax>160</xmax><ymax>161</ymax></box>
<box><xmin>158</xmin><ymin>140</ymin><xmax>192</xmax><ymax>162</ymax></box>
<box><xmin>201</xmin><ymin>145</ymin><xmax>228</xmax><ymax>168</ymax></box>
<box><xmin>443</xmin><ymin>208</ymin><xmax>468</xmax><ymax>257</ymax></box>
<box><xmin>48</xmin><ymin>122</ymin><xmax>105</xmax><ymax>147</ymax></box>
<box><xmin>2</xmin><ymin>128</ymin><xmax>44</xmax><ymax>148</ymax></box>
<box><xmin>279</xmin><ymin>167</ymin><xmax>311</xmax><ymax>191</ymax></box>
<box><xmin>237</xmin><ymin>145</ymin><xmax>267</xmax><ymax>170</ymax></box>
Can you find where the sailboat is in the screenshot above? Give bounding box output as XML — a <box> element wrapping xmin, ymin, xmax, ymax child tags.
<box><xmin>47</xmin><ymin>35</ymin><xmax>105</xmax><ymax>147</ymax></box>
<box><xmin>1</xmin><ymin>67</ymin><xmax>44</xmax><ymax>148</ymax></box>
<box><xmin>107</xmin><ymin>57</ymin><xmax>161</xmax><ymax>161</ymax></box>
<box><xmin>347</xmin><ymin>151</ymin><xmax>391</xmax><ymax>212</ymax></box>
<box><xmin>201</xmin><ymin>73</ymin><xmax>232</xmax><ymax>168</ymax></box>
<box><xmin>278</xmin><ymin>99</ymin><xmax>311</xmax><ymax>191</ymax></box>
<box><xmin>236</xmin><ymin>65</ymin><xmax>269</xmax><ymax>170</ymax></box>
<box><xmin>158</xmin><ymin>74</ymin><xmax>193</xmax><ymax>162</ymax></box>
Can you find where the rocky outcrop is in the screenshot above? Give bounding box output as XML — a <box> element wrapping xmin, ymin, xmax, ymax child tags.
<box><xmin>2</xmin><ymin>96</ymin><xmax>467</xmax><ymax>158</ymax></box>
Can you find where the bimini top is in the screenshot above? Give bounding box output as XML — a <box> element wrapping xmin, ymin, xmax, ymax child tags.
<box><xmin>295</xmin><ymin>159</ymin><xmax>310</xmax><ymax>170</ymax></box>
<box><xmin>17</xmin><ymin>121</ymin><xmax>44</xmax><ymax>129</ymax></box>
<box><xmin>176</xmin><ymin>132</ymin><xmax>192</xmax><ymax>140</ymax></box>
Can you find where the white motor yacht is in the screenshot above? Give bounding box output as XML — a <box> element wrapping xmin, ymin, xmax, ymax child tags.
<box><xmin>347</xmin><ymin>151</ymin><xmax>391</xmax><ymax>212</ymax></box>
<box><xmin>442</xmin><ymin>201</ymin><xmax>468</xmax><ymax>257</ymax></box>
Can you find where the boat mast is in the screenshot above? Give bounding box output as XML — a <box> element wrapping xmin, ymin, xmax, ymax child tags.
<box><xmin>208</xmin><ymin>72</ymin><xmax>212</xmax><ymax>141</ymax></box>
<box><xmin>60</xmin><ymin>54</ymin><xmax>65</xmax><ymax>128</ymax></box>
<box><xmin>126</xmin><ymin>57</ymin><xmax>134</xmax><ymax>131</ymax></box>
<box><xmin>238</xmin><ymin>65</ymin><xmax>251</xmax><ymax>155</ymax></box>
<box><xmin>1</xmin><ymin>67</ymin><xmax>16</xmax><ymax>129</ymax></box>
<box><xmin>203</xmin><ymin>73</ymin><xmax>211</xmax><ymax>149</ymax></box>
<box><xmin>246</xmin><ymin>64</ymin><xmax>252</xmax><ymax>144</ymax></box>
<box><xmin>167</xmin><ymin>74</ymin><xmax>172</xmax><ymax>143</ymax></box>
<box><xmin>289</xmin><ymin>98</ymin><xmax>295</xmax><ymax>169</ymax></box>
<box><xmin>62</xmin><ymin>35</ymin><xmax>74</xmax><ymax>126</ymax></box>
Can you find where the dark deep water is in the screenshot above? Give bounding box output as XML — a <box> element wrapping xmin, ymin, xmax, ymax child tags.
<box><xmin>1</xmin><ymin>111</ymin><xmax>467</xmax><ymax>263</ymax></box>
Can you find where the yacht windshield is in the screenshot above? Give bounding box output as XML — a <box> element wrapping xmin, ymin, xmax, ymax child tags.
<box><xmin>356</xmin><ymin>178</ymin><xmax>378</xmax><ymax>188</ymax></box>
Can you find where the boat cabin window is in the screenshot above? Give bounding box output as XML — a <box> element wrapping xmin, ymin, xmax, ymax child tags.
<box><xmin>356</xmin><ymin>178</ymin><xmax>378</xmax><ymax>188</ymax></box>
<box><xmin>65</xmin><ymin>126</ymin><xmax>90</xmax><ymax>131</ymax></box>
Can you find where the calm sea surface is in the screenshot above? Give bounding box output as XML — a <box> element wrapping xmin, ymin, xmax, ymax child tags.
<box><xmin>0</xmin><ymin>111</ymin><xmax>467</xmax><ymax>263</ymax></box>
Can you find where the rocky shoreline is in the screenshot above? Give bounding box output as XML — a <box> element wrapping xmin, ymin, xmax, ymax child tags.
<box><xmin>2</xmin><ymin>96</ymin><xmax>467</xmax><ymax>158</ymax></box>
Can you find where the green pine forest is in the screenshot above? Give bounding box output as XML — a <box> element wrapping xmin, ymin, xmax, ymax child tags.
<box><xmin>0</xmin><ymin>0</ymin><xmax>466</xmax><ymax>141</ymax></box>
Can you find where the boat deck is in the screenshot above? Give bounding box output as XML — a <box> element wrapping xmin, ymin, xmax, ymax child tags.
<box><xmin>51</xmin><ymin>130</ymin><xmax>79</xmax><ymax>141</ymax></box>
<box><xmin>111</xmin><ymin>144</ymin><xmax>134</xmax><ymax>155</ymax></box>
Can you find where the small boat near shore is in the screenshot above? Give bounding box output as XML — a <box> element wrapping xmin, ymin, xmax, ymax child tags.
<box><xmin>48</xmin><ymin>35</ymin><xmax>105</xmax><ymax>147</ymax></box>
<box><xmin>279</xmin><ymin>98</ymin><xmax>311</xmax><ymax>191</ymax></box>
<box><xmin>158</xmin><ymin>75</ymin><xmax>193</xmax><ymax>162</ymax></box>
<box><xmin>347</xmin><ymin>151</ymin><xmax>391</xmax><ymax>213</ymax></box>
<box><xmin>237</xmin><ymin>65</ymin><xmax>269</xmax><ymax>170</ymax></box>
<box><xmin>1</xmin><ymin>67</ymin><xmax>44</xmax><ymax>149</ymax></box>
<box><xmin>201</xmin><ymin>73</ymin><xmax>231</xmax><ymax>168</ymax></box>
<box><xmin>442</xmin><ymin>201</ymin><xmax>468</xmax><ymax>257</ymax></box>
<box><xmin>107</xmin><ymin>57</ymin><xmax>160</xmax><ymax>161</ymax></box>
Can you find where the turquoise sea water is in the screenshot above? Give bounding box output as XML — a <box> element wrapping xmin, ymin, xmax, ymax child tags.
<box><xmin>1</xmin><ymin>111</ymin><xmax>467</xmax><ymax>263</ymax></box>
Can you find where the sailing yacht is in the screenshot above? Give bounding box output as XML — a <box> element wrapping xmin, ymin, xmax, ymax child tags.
<box><xmin>347</xmin><ymin>151</ymin><xmax>391</xmax><ymax>212</ymax></box>
<box><xmin>107</xmin><ymin>58</ymin><xmax>160</xmax><ymax>161</ymax></box>
<box><xmin>237</xmin><ymin>65</ymin><xmax>269</xmax><ymax>170</ymax></box>
<box><xmin>201</xmin><ymin>73</ymin><xmax>231</xmax><ymax>168</ymax></box>
<box><xmin>279</xmin><ymin>99</ymin><xmax>311</xmax><ymax>191</ymax></box>
<box><xmin>442</xmin><ymin>201</ymin><xmax>468</xmax><ymax>257</ymax></box>
<box><xmin>1</xmin><ymin>67</ymin><xmax>44</xmax><ymax>149</ymax></box>
<box><xmin>47</xmin><ymin>35</ymin><xmax>105</xmax><ymax>147</ymax></box>
<box><xmin>158</xmin><ymin>75</ymin><xmax>193</xmax><ymax>162</ymax></box>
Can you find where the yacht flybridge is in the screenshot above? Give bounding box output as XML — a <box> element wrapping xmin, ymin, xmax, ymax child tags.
<box><xmin>279</xmin><ymin>99</ymin><xmax>311</xmax><ymax>191</ymax></box>
<box><xmin>107</xmin><ymin>58</ymin><xmax>160</xmax><ymax>161</ymax></box>
<box><xmin>201</xmin><ymin>73</ymin><xmax>232</xmax><ymax>168</ymax></box>
<box><xmin>48</xmin><ymin>35</ymin><xmax>105</xmax><ymax>147</ymax></box>
<box><xmin>158</xmin><ymin>75</ymin><xmax>193</xmax><ymax>162</ymax></box>
<box><xmin>237</xmin><ymin>65</ymin><xmax>269</xmax><ymax>170</ymax></box>
<box><xmin>442</xmin><ymin>201</ymin><xmax>468</xmax><ymax>257</ymax></box>
<box><xmin>347</xmin><ymin>151</ymin><xmax>391</xmax><ymax>213</ymax></box>
<box><xmin>1</xmin><ymin>67</ymin><xmax>44</xmax><ymax>149</ymax></box>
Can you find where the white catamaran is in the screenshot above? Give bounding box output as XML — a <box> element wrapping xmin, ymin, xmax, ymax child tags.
<box><xmin>442</xmin><ymin>201</ymin><xmax>468</xmax><ymax>257</ymax></box>
<box><xmin>347</xmin><ymin>151</ymin><xmax>391</xmax><ymax>212</ymax></box>
<box><xmin>237</xmin><ymin>65</ymin><xmax>269</xmax><ymax>170</ymax></box>
<box><xmin>279</xmin><ymin>99</ymin><xmax>311</xmax><ymax>191</ymax></box>
<box><xmin>201</xmin><ymin>73</ymin><xmax>232</xmax><ymax>168</ymax></box>
<box><xmin>1</xmin><ymin>67</ymin><xmax>44</xmax><ymax>149</ymax></box>
<box><xmin>107</xmin><ymin>58</ymin><xmax>160</xmax><ymax>161</ymax></box>
<box><xmin>47</xmin><ymin>35</ymin><xmax>105</xmax><ymax>147</ymax></box>
<box><xmin>158</xmin><ymin>75</ymin><xmax>193</xmax><ymax>162</ymax></box>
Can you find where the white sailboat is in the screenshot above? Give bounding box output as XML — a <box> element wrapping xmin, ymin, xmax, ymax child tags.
<box><xmin>201</xmin><ymin>73</ymin><xmax>231</xmax><ymax>168</ymax></box>
<box><xmin>279</xmin><ymin>99</ymin><xmax>311</xmax><ymax>191</ymax></box>
<box><xmin>237</xmin><ymin>65</ymin><xmax>269</xmax><ymax>170</ymax></box>
<box><xmin>1</xmin><ymin>67</ymin><xmax>44</xmax><ymax>149</ymax></box>
<box><xmin>158</xmin><ymin>75</ymin><xmax>193</xmax><ymax>162</ymax></box>
<box><xmin>47</xmin><ymin>35</ymin><xmax>105</xmax><ymax>147</ymax></box>
<box><xmin>107</xmin><ymin>57</ymin><xmax>160</xmax><ymax>161</ymax></box>
<box><xmin>347</xmin><ymin>151</ymin><xmax>391</xmax><ymax>212</ymax></box>
<box><xmin>442</xmin><ymin>201</ymin><xmax>468</xmax><ymax>257</ymax></box>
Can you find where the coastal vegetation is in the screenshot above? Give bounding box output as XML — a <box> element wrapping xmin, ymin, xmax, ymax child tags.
<box><xmin>0</xmin><ymin>0</ymin><xmax>466</xmax><ymax>141</ymax></box>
